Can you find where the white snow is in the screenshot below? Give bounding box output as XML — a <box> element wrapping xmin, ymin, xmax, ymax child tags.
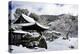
<box><xmin>13</xmin><ymin>30</ymin><xmax>32</xmax><ymax>36</ymax></box>
<box><xmin>46</xmin><ymin>30</ymin><xmax>61</xmax><ymax>34</ymax></box>
<box><xmin>47</xmin><ymin>37</ymin><xmax>78</xmax><ymax>51</ymax></box>
<box><xmin>13</xmin><ymin>30</ymin><xmax>28</xmax><ymax>33</ymax></box>
<box><xmin>11</xmin><ymin>37</ymin><xmax>78</xmax><ymax>53</ymax></box>
<box><xmin>36</xmin><ymin>22</ymin><xmax>49</xmax><ymax>29</ymax></box>
<box><xmin>14</xmin><ymin>23</ymin><xmax>35</xmax><ymax>26</ymax></box>
<box><xmin>13</xmin><ymin>30</ymin><xmax>28</xmax><ymax>34</ymax></box>
<box><xmin>31</xmin><ymin>32</ymin><xmax>40</xmax><ymax>37</ymax></box>
<box><xmin>22</xmin><ymin>14</ymin><xmax>35</xmax><ymax>23</ymax></box>
<box><xmin>11</xmin><ymin>45</ymin><xmax>46</xmax><ymax>53</ymax></box>
<box><xmin>14</xmin><ymin>14</ymin><xmax>49</xmax><ymax>29</ymax></box>
<box><xmin>22</xmin><ymin>14</ymin><xmax>49</xmax><ymax>29</ymax></box>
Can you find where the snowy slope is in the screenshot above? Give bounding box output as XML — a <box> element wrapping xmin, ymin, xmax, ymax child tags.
<box><xmin>11</xmin><ymin>45</ymin><xmax>46</xmax><ymax>53</ymax></box>
<box><xmin>11</xmin><ymin>37</ymin><xmax>78</xmax><ymax>53</ymax></box>
<box><xmin>47</xmin><ymin>37</ymin><xmax>78</xmax><ymax>51</ymax></box>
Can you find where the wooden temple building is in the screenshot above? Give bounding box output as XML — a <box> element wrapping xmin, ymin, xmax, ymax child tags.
<box><xmin>9</xmin><ymin>13</ymin><xmax>49</xmax><ymax>49</ymax></box>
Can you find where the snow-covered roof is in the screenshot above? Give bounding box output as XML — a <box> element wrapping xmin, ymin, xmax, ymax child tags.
<box><xmin>14</xmin><ymin>14</ymin><xmax>49</xmax><ymax>29</ymax></box>
<box><xmin>36</xmin><ymin>22</ymin><xmax>49</xmax><ymax>29</ymax></box>
<box><xmin>13</xmin><ymin>30</ymin><xmax>27</xmax><ymax>33</ymax></box>
<box><xmin>13</xmin><ymin>30</ymin><xmax>40</xmax><ymax>37</ymax></box>
<box><xmin>14</xmin><ymin>23</ymin><xmax>35</xmax><ymax>26</ymax></box>
<box><xmin>13</xmin><ymin>14</ymin><xmax>35</xmax><ymax>24</ymax></box>
<box><xmin>13</xmin><ymin>30</ymin><xmax>31</xmax><ymax>35</ymax></box>
<box><xmin>22</xmin><ymin>14</ymin><xmax>35</xmax><ymax>23</ymax></box>
<box><xmin>22</xmin><ymin>14</ymin><xmax>49</xmax><ymax>29</ymax></box>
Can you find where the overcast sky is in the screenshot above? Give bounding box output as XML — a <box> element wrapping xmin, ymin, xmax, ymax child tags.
<box><xmin>10</xmin><ymin>1</ymin><xmax>78</xmax><ymax>19</ymax></box>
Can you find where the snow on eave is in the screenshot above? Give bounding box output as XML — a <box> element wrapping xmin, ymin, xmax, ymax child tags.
<box><xmin>36</xmin><ymin>22</ymin><xmax>49</xmax><ymax>29</ymax></box>
<box><xmin>13</xmin><ymin>14</ymin><xmax>49</xmax><ymax>29</ymax></box>
<box><xmin>13</xmin><ymin>30</ymin><xmax>32</xmax><ymax>35</ymax></box>
<box><xmin>13</xmin><ymin>13</ymin><xmax>36</xmax><ymax>24</ymax></box>
<box><xmin>21</xmin><ymin>14</ymin><xmax>49</xmax><ymax>29</ymax></box>
<box><xmin>22</xmin><ymin>14</ymin><xmax>35</xmax><ymax>23</ymax></box>
<box><xmin>13</xmin><ymin>23</ymin><xmax>35</xmax><ymax>26</ymax></box>
<box><xmin>13</xmin><ymin>30</ymin><xmax>27</xmax><ymax>33</ymax></box>
<box><xmin>13</xmin><ymin>13</ymin><xmax>36</xmax><ymax>26</ymax></box>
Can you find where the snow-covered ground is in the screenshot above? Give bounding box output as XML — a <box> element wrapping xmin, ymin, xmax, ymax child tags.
<box><xmin>11</xmin><ymin>37</ymin><xmax>78</xmax><ymax>53</ymax></box>
<box><xmin>47</xmin><ymin>37</ymin><xmax>78</xmax><ymax>51</ymax></box>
